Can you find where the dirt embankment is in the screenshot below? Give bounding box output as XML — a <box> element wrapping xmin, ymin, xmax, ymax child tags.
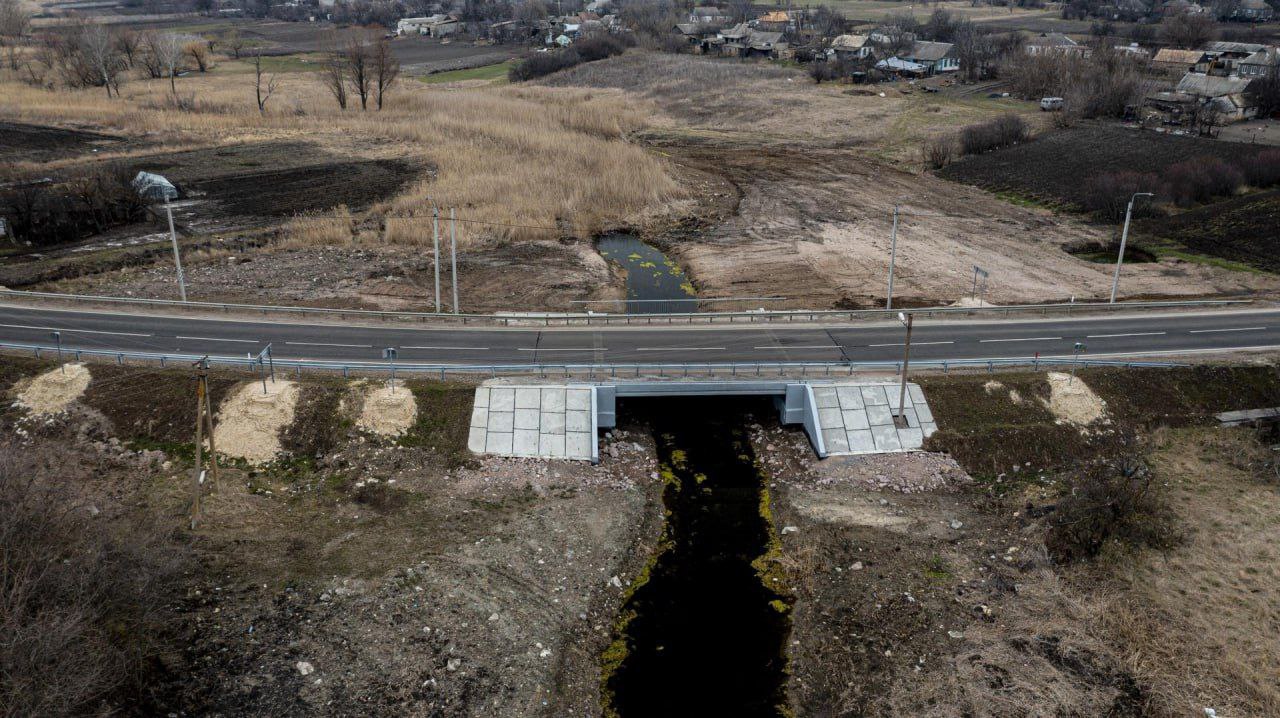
<box><xmin>0</xmin><ymin>362</ymin><xmax>666</xmax><ymax>716</ymax></box>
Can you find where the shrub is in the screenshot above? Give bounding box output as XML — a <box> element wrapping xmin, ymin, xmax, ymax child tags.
<box><xmin>1166</xmin><ymin>156</ymin><xmax>1244</xmax><ymax>207</ymax></box>
<box><xmin>1045</xmin><ymin>457</ymin><xmax>1180</xmax><ymax>563</ymax></box>
<box><xmin>509</xmin><ymin>48</ymin><xmax>582</xmax><ymax>82</ymax></box>
<box><xmin>959</xmin><ymin>113</ymin><xmax>1027</xmax><ymax>155</ymax></box>
<box><xmin>573</xmin><ymin>34</ymin><xmax>626</xmax><ymax>62</ymax></box>
<box><xmin>1237</xmin><ymin>148</ymin><xmax>1280</xmax><ymax>188</ymax></box>
<box><xmin>1082</xmin><ymin>171</ymin><xmax>1163</xmax><ymax>221</ymax></box>
<box><xmin>921</xmin><ymin>135</ymin><xmax>955</xmax><ymax>169</ymax></box>
<box><xmin>0</xmin><ymin>451</ymin><xmax>186</xmax><ymax>715</ymax></box>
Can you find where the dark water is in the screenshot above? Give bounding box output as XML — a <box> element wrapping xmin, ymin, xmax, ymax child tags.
<box><xmin>597</xmin><ymin>233</ymin><xmax>697</xmax><ymax>314</ymax></box>
<box><xmin>605</xmin><ymin>398</ymin><xmax>791</xmax><ymax>717</ymax></box>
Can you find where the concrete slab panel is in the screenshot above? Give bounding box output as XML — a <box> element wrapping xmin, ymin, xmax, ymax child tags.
<box><xmin>846</xmin><ymin>429</ymin><xmax>876</xmax><ymax>452</ymax></box>
<box><xmin>485</xmin><ymin>431</ymin><xmax>513</xmax><ymax>454</ymax></box>
<box><xmin>866</xmin><ymin>404</ymin><xmax>894</xmax><ymax>426</ymax></box>
<box><xmin>540</xmin><ymin>388</ymin><xmax>567</xmax><ymax>412</ymax></box>
<box><xmin>836</xmin><ymin>387</ymin><xmax>864</xmax><ymax>410</ymax></box>
<box><xmin>861</xmin><ymin>385</ymin><xmax>888</xmax><ymax>405</ymax></box>
<box><xmin>822</xmin><ymin>428</ymin><xmax>850</xmax><ymax>453</ymax></box>
<box><xmin>470</xmin><ymin>406</ymin><xmax>488</xmax><ymax>429</ymax></box>
<box><xmin>474</xmin><ymin>387</ymin><xmax>490</xmax><ymax>408</ymax></box>
<box><xmin>566</xmin><ymin>389</ymin><xmax>591</xmax><ymax>411</ymax></box>
<box><xmin>915</xmin><ymin>404</ymin><xmax>934</xmax><ymax>424</ymax></box>
<box><xmin>468</xmin><ymin>426</ymin><xmax>487</xmax><ymax>453</ymax></box>
<box><xmin>813</xmin><ymin>387</ymin><xmax>840</xmax><ymax>409</ymax></box>
<box><xmin>513</xmin><ymin>429</ymin><xmax>540</xmax><ymax>456</ymax></box>
<box><xmin>565</xmin><ymin>432</ymin><xmax>593</xmax><ymax>459</ymax></box>
<box><xmin>566</xmin><ymin>410</ymin><xmax>590</xmax><ymax>432</ymax></box>
<box><xmin>922</xmin><ymin>421</ymin><xmax>938</xmax><ymax>438</ymax></box>
<box><xmin>841</xmin><ymin>410</ymin><xmax>869</xmax><ymax>430</ymax></box>
<box><xmin>515</xmin><ymin>387</ymin><xmax>541</xmax><ymax>409</ymax></box>
<box><xmin>818</xmin><ymin>407</ymin><xmax>844</xmax><ymax>428</ymax></box>
<box><xmin>908</xmin><ymin>384</ymin><xmax>926</xmax><ymax>404</ymax></box>
<box><xmin>490</xmin><ymin>388</ymin><xmax>515</xmax><ymax>411</ymax></box>
<box><xmin>489</xmin><ymin>411</ymin><xmax>514</xmax><ymax>433</ymax></box>
<box><xmin>541</xmin><ymin>412</ymin><xmax>566</xmax><ymax>434</ymax></box>
<box><xmin>900</xmin><ymin>407</ymin><xmax>919</xmax><ymax>428</ymax></box>
<box><xmin>871</xmin><ymin>424</ymin><xmax>902</xmax><ymax>451</ymax></box>
<box><xmin>898</xmin><ymin>427</ymin><xmax>924</xmax><ymax>449</ymax></box>
<box><xmin>514</xmin><ymin>408</ymin><xmax>541</xmax><ymax>431</ymax></box>
<box><xmin>539</xmin><ymin>433</ymin><xmax>566</xmax><ymax>457</ymax></box>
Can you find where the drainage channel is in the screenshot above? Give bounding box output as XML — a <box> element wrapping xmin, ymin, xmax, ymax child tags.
<box><xmin>603</xmin><ymin>397</ymin><xmax>792</xmax><ymax>717</ymax></box>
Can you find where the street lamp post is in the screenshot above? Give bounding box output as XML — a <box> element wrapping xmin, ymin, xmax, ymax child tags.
<box><xmin>886</xmin><ymin>204</ymin><xmax>900</xmax><ymax>310</ymax></box>
<box><xmin>896</xmin><ymin>311</ymin><xmax>914</xmax><ymax>423</ymax></box>
<box><xmin>164</xmin><ymin>195</ymin><xmax>187</xmax><ymax>302</ymax></box>
<box><xmin>51</xmin><ymin>331</ymin><xmax>64</xmax><ymax>374</ymax></box>
<box><xmin>1109</xmin><ymin>192</ymin><xmax>1153</xmax><ymax>304</ymax></box>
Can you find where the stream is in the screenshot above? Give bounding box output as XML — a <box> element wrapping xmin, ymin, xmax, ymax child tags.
<box><xmin>596</xmin><ymin>233</ymin><xmax>697</xmax><ymax>314</ymax></box>
<box><xmin>604</xmin><ymin>398</ymin><xmax>791</xmax><ymax>717</ymax></box>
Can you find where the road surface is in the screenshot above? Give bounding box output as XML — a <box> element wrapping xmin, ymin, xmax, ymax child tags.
<box><xmin>1</xmin><ymin>304</ymin><xmax>1278</xmax><ymax>366</ymax></box>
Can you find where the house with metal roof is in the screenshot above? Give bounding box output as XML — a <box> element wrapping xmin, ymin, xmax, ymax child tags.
<box><xmin>897</xmin><ymin>40</ymin><xmax>958</xmax><ymax>75</ymax></box>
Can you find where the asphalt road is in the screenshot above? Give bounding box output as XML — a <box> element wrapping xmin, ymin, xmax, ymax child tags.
<box><xmin>2</xmin><ymin>305</ymin><xmax>1279</xmax><ymax>366</ymax></box>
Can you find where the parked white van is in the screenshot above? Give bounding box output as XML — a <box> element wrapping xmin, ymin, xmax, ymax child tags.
<box><xmin>1040</xmin><ymin>97</ymin><xmax>1065</xmax><ymax>111</ymax></box>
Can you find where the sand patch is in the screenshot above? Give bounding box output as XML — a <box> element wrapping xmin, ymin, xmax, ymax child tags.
<box><xmin>357</xmin><ymin>382</ymin><xmax>418</xmax><ymax>437</ymax></box>
<box><xmin>15</xmin><ymin>363</ymin><xmax>91</xmax><ymax>415</ymax></box>
<box><xmin>1042</xmin><ymin>372</ymin><xmax>1108</xmax><ymax>426</ymax></box>
<box><xmin>216</xmin><ymin>380</ymin><xmax>300</xmax><ymax>464</ymax></box>
<box><xmin>983</xmin><ymin>380</ymin><xmax>1024</xmax><ymax>404</ymax></box>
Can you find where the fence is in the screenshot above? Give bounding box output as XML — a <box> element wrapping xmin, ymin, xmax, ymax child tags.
<box><xmin>0</xmin><ymin>289</ymin><xmax>1251</xmax><ymax>327</ymax></box>
<box><xmin>5</xmin><ymin>341</ymin><xmax>1186</xmax><ymax>380</ymax></box>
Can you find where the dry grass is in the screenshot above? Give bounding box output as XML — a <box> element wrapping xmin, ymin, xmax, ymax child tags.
<box><xmin>0</xmin><ymin>59</ymin><xmax>683</xmax><ymax>241</ymax></box>
<box><xmin>1099</xmin><ymin>428</ymin><xmax>1280</xmax><ymax>717</ymax></box>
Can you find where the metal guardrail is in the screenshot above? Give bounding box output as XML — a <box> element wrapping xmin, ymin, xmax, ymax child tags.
<box><xmin>4</xmin><ymin>342</ymin><xmax>1186</xmax><ymax>379</ymax></box>
<box><xmin>0</xmin><ymin>289</ymin><xmax>1252</xmax><ymax>327</ymax></box>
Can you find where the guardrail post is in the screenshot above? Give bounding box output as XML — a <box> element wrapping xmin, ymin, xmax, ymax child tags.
<box><xmin>987</xmin><ymin>361</ymin><xmax>993</xmax><ymax>373</ymax></box>
<box><xmin>75</xmin><ymin>350</ymin><xmax>81</xmax><ymax>361</ymax></box>
<box><xmin>943</xmin><ymin>360</ymin><xmax>949</xmax><ymax>374</ymax></box>
<box><xmin>117</xmin><ymin>354</ymin><xmax>123</xmax><ymax>365</ymax></box>
<box><xmin>343</xmin><ymin>366</ymin><xmax>349</xmax><ymax>378</ymax></box>
<box><xmin>160</xmin><ymin>357</ymin><xmax>166</xmax><ymax>368</ymax></box>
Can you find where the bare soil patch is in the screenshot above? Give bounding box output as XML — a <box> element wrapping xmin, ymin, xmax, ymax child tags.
<box><xmin>215</xmin><ymin>379</ymin><xmax>299</xmax><ymax>464</ymax></box>
<box><xmin>14</xmin><ymin>362</ymin><xmax>91</xmax><ymax>415</ymax></box>
<box><xmin>357</xmin><ymin>382</ymin><xmax>418</xmax><ymax>437</ymax></box>
<box><xmin>0</xmin><ymin>120</ymin><xmax>125</xmax><ymax>163</ymax></box>
<box><xmin>1137</xmin><ymin>189</ymin><xmax>1280</xmax><ymax>273</ymax></box>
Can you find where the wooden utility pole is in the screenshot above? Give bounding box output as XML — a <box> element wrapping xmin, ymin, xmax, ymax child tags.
<box><xmin>896</xmin><ymin>312</ymin><xmax>914</xmax><ymax>424</ymax></box>
<box><xmin>190</xmin><ymin>357</ymin><xmax>218</xmax><ymax>528</ymax></box>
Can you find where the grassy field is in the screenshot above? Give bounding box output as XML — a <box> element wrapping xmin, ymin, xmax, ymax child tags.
<box><xmin>418</xmin><ymin>61</ymin><xmax>513</xmax><ymax>85</ymax></box>
<box><xmin>0</xmin><ymin>52</ymin><xmax>681</xmax><ymax>243</ymax></box>
<box><xmin>822</xmin><ymin>0</ymin><xmax>1057</xmax><ymax>23</ymax></box>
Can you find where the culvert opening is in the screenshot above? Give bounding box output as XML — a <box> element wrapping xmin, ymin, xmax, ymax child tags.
<box><xmin>603</xmin><ymin>397</ymin><xmax>791</xmax><ymax>717</ymax></box>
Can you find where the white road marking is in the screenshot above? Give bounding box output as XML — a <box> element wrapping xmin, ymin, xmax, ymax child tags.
<box><xmin>517</xmin><ymin>347</ymin><xmax>601</xmax><ymax>351</ymax></box>
<box><xmin>285</xmin><ymin>341</ymin><xmax>372</xmax><ymax>348</ymax></box>
<box><xmin>402</xmin><ymin>345</ymin><xmax>490</xmax><ymax>350</ymax></box>
<box><xmin>867</xmin><ymin>340</ymin><xmax>955</xmax><ymax>347</ymax></box>
<box><xmin>978</xmin><ymin>336</ymin><xmax>1062</xmax><ymax>343</ymax></box>
<box><xmin>635</xmin><ymin>346</ymin><xmax>726</xmax><ymax>351</ymax></box>
<box><xmin>1188</xmin><ymin>327</ymin><xmax>1265</xmax><ymax>334</ymax></box>
<box><xmin>751</xmin><ymin>345</ymin><xmax>839</xmax><ymax>350</ymax></box>
<box><xmin>1086</xmin><ymin>332</ymin><xmax>1166</xmax><ymax>338</ymax></box>
<box><xmin>0</xmin><ymin>323</ymin><xmax>152</xmax><ymax>337</ymax></box>
<box><xmin>177</xmin><ymin>335</ymin><xmax>258</xmax><ymax>343</ymax></box>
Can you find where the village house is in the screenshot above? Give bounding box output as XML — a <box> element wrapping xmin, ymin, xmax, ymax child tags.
<box><xmin>1145</xmin><ymin>72</ymin><xmax>1257</xmax><ymax>125</ymax></box>
<box><xmin>396</xmin><ymin>14</ymin><xmax>458</xmax><ymax>37</ymax></box>
<box><xmin>1238</xmin><ymin>47</ymin><xmax>1279</xmax><ymax>78</ymax></box>
<box><xmin>1152</xmin><ymin>47</ymin><xmax>1211</xmax><ymax>74</ymax></box>
<box><xmin>1230</xmin><ymin>0</ymin><xmax>1275</xmax><ymax>22</ymax></box>
<box><xmin>828</xmin><ymin>34</ymin><xmax>874</xmax><ymax>60</ymax></box>
<box><xmin>753</xmin><ymin>10</ymin><xmax>793</xmax><ymax>32</ymax></box>
<box><xmin>898</xmin><ymin>40</ymin><xmax>959</xmax><ymax>74</ymax></box>
<box><xmin>1024</xmin><ymin>32</ymin><xmax>1090</xmax><ymax>56</ymax></box>
<box><xmin>1204</xmin><ymin>41</ymin><xmax>1268</xmax><ymax>74</ymax></box>
<box><xmin>689</xmin><ymin>5</ymin><xmax>732</xmax><ymax>26</ymax></box>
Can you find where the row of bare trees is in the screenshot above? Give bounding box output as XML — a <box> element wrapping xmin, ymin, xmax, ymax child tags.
<box><xmin>320</xmin><ymin>32</ymin><xmax>400</xmax><ymax>111</ymax></box>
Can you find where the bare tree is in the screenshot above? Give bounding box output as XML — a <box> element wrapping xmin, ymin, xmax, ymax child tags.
<box><xmin>0</xmin><ymin>0</ymin><xmax>31</xmax><ymax>43</ymax></box>
<box><xmin>184</xmin><ymin>40</ymin><xmax>209</xmax><ymax>71</ymax></box>
<box><xmin>1160</xmin><ymin>11</ymin><xmax>1218</xmax><ymax>48</ymax></box>
<box><xmin>224</xmin><ymin>28</ymin><xmax>245</xmax><ymax>58</ymax></box>
<box><xmin>371</xmin><ymin>36</ymin><xmax>399</xmax><ymax>110</ymax></box>
<box><xmin>148</xmin><ymin>32</ymin><xmax>185</xmax><ymax>96</ymax></box>
<box><xmin>344</xmin><ymin>34</ymin><xmax>371</xmax><ymax>110</ymax></box>
<box><xmin>320</xmin><ymin>31</ymin><xmax>348</xmax><ymax>109</ymax></box>
<box><xmin>113</xmin><ymin>28</ymin><xmax>140</xmax><ymax>68</ymax></box>
<box><xmin>252</xmin><ymin>51</ymin><xmax>278</xmax><ymax>113</ymax></box>
<box><xmin>76</xmin><ymin>23</ymin><xmax>124</xmax><ymax>97</ymax></box>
